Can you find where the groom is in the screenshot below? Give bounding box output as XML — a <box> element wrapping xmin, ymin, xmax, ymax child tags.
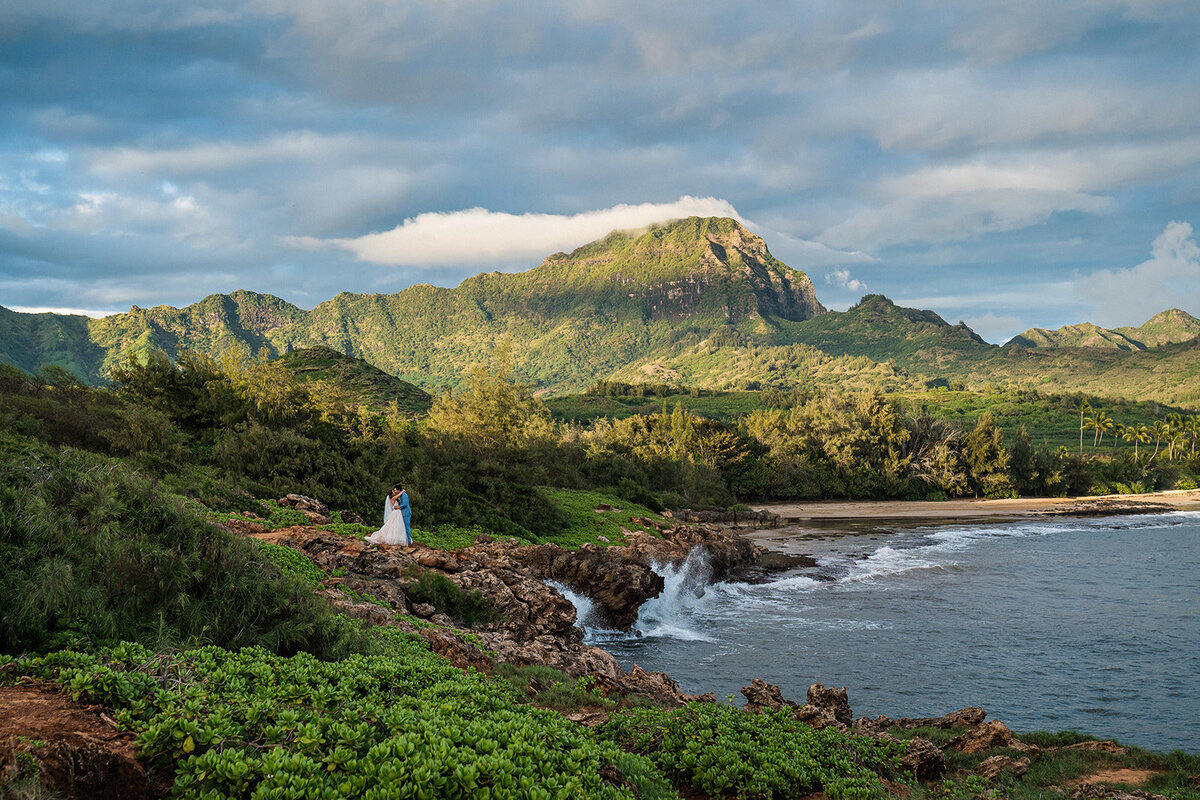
<box><xmin>390</xmin><ymin>485</ymin><xmax>411</xmax><ymax>533</ymax></box>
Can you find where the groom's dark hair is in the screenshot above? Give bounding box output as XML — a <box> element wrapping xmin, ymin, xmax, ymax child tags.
<box><xmin>391</xmin><ymin>484</ymin><xmax>404</xmax><ymax>494</ymax></box>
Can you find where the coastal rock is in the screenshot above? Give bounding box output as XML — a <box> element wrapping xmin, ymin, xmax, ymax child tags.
<box><xmin>669</xmin><ymin>508</ymin><xmax>785</xmax><ymax>528</ymax></box>
<box><xmin>900</xmin><ymin>737</ymin><xmax>946</xmax><ymax>782</ymax></box>
<box><xmin>512</xmin><ymin>543</ymin><xmax>663</xmax><ymax>629</ymax></box>
<box><xmin>794</xmin><ymin>683</ymin><xmax>853</xmax><ymax>730</ymax></box>
<box><xmin>977</xmin><ymin>755</ymin><xmax>1031</xmax><ymax>780</ymax></box>
<box><xmin>278</xmin><ymin>493</ymin><xmax>330</xmax><ymax>516</ymax></box>
<box><xmin>617</xmin><ymin>523</ymin><xmax>761</xmax><ymax>585</ymax></box>
<box><xmin>1070</xmin><ymin>784</ymin><xmax>1172</xmax><ymax>800</ymax></box>
<box><xmin>893</xmin><ymin>706</ymin><xmax>986</xmax><ymax>729</ymax></box>
<box><xmin>949</xmin><ymin>721</ymin><xmax>1040</xmax><ymax>757</ymax></box>
<box><xmin>741</xmin><ymin>679</ymin><xmax>800</xmax><ymax>713</ymax></box>
<box><xmin>853</xmin><ymin>715</ymin><xmax>894</xmax><ymax>735</ymax></box>
<box><xmin>244</xmin><ymin>527</ymin><xmax>693</xmax><ymax>702</ymax></box>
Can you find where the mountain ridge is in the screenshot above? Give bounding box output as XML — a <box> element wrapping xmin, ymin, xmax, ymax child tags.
<box><xmin>2</xmin><ymin>216</ymin><xmax>1199</xmax><ymax>407</ymax></box>
<box><xmin>1006</xmin><ymin>309</ymin><xmax>1200</xmax><ymax>351</ymax></box>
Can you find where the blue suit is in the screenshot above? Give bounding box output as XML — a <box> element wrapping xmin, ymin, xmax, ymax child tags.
<box><xmin>397</xmin><ymin>491</ymin><xmax>412</xmax><ymax>533</ymax></box>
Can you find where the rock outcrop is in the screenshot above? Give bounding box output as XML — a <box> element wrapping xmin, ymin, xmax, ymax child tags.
<box><xmin>977</xmin><ymin>754</ymin><xmax>1031</xmax><ymax>780</ymax></box>
<box><xmin>512</xmin><ymin>543</ymin><xmax>664</xmax><ymax>629</ymax></box>
<box><xmin>948</xmin><ymin>720</ymin><xmax>1041</xmax><ymax>758</ymax></box>
<box><xmin>239</xmin><ymin>524</ymin><xmax>718</xmax><ymax>704</ymax></box>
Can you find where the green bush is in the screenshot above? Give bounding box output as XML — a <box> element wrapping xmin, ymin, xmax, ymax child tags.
<box><xmin>401</xmin><ymin>569</ymin><xmax>497</xmax><ymax>626</ymax></box>
<box><xmin>7</xmin><ymin>639</ymin><xmax>655</xmax><ymax>799</ymax></box>
<box><xmin>0</xmin><ymin>436</ymin><xmax>353</xmax><ymax>658</ymax></box>
<box><xmin>598</xmin><ymin>702</ymin><xmax>905</xmax><ymax>799</ymax></box>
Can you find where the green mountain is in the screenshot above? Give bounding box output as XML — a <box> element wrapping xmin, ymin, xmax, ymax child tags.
<box><xmin>275</xmin><ymin>346</ymin><xmax>432</xmax><ymax>413</ymax></box>
<box><xmin>1007</xmin><ymin>309</ymin><xmax>1200</xmax><ymax>351</ymax></box>
<box><xmin>2</xmin><ymin>216</ymin><xmax>1199</xmax><ymax>408</ymax></box>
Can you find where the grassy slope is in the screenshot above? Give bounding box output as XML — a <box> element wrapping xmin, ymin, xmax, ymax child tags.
<box><xmin>274</xmin><ymin>345</ymin><xmax>432</xmax><ymax>414</ymax></box>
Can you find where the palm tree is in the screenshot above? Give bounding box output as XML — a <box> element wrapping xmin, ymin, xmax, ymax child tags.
<box><xmin>1112</xmin><ymin>421</ymin><xmax>1124</xmax><ymax>450</ymax></box>
<box><xmin>1149</xmin><ymin>420</ymin><xmax>1171</xmax><ymax>462</ymax></box>
<box><xmin>1185</xmin><ymin>416</ymin><xmax>1200</xmax><ymax>457</ymax></box>
<box><xmin>1123</xmin><ymin>423</ymin><xmax>1150</xmax><ymax>457</ymax></box>
<box><xmin>1085</xmin><ymin>410</ymin><xmax>1114</xmax><ymax>448</ymax></box>
<box><xmin>1078</xmin><ymin>400</ymin><xmax>1091</xmax><ymax>455</ymax></box>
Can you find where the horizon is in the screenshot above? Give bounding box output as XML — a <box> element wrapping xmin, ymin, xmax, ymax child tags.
<box><xmin>2</xmin><ymin>2</ymin><xmax>1199</xmax><ymax>343</ymax></box>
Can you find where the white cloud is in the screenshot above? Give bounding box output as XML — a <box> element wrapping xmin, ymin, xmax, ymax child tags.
<box><xmin>1079</xmin><ymin>220</ymin><xmax>1200</xmax><ymax>326</ymax></box>
<box><xmin>821</xmin><ymin>190</ymin><xmax>1114</xmax><ymax>251</ymax></box>
<box><xmin>287</xmin><ymin>196</ymin><xmax>743</xmax><ymax>266</ymax></box>
<box><xmin>825</xmin><ymin>267</ymin><xmax>864</xmax><ymax>292</ymax></box>
<box><xmin>88</xmin><ymin>131</ymin><xmax>379</xmax><ymax>175</ymax></box>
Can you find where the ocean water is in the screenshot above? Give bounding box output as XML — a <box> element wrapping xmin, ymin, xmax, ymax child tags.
<box><xmin>568</xmin><ymin>512</ymin><xmax>1200</xmax><ymax>753</ymax></box>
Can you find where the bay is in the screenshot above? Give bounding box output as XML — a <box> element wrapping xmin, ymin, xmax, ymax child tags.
<box><xmin>577</xmin><ymin>512</ymin><xmax>1200</xmax><ymax>753</ymax></box>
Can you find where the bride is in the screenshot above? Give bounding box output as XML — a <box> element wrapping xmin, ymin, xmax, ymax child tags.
<box><xmin>367</xmin><ymin>486</ymin><xmax>411</xmax><ymax>546</ymax></box>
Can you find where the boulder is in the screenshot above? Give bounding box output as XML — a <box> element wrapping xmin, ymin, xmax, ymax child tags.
<box><xmin>279</xmin><ymin>493</ymin><xmax>330</xmax><ymax>516</ymax></box>
<box><xmin>795</xmin><ymin>683</ymin><xmax>852</xmax><ymax>730</ymax></box>
<box><xmin>900</xmin><ymin>737</ymin><xmax>946</xmax><ymax>782</ymax></box>
<box><xmin>893</xmin><ymin>707</ymin><xmax>987</xmax><ymax>729</ymax></box>
<box><xmin>976</xmin><ymin>755</ymin><xmax>1031</xmax><ymax>780</ymax></box>
<box><xmin>513</xmin><ymin>543</ymin><xmax>663</xmax><ymax>629</ymax></box>
<box><xmin>741</xmin><ymin>679</ymin><xmax>799</xmax><ymax>714</ymax></box>
<box><xmin>949</xmin><ymin>721</ymin><xmax>1040</xmax><ymax>758</ymax></box>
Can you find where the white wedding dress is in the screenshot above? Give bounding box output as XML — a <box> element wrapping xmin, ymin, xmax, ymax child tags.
<box><xmin>367</xmin><ymin>496</ymin><xmax>411</xmax><ymax>545</ymax></box>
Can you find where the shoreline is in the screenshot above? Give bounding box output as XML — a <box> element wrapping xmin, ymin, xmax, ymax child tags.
<box><xmin>743</xmin><ymin>489</ymin><xmax>1200</xmax><ymax>552</ymax></box>
<box><xmin>753</xmin><ymin>488</ymin><xmax>1200</xmax><ymax>522</ymax></box>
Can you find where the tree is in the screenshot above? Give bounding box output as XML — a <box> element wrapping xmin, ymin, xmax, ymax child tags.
<box><xmin>1148</xmin><ymin>420</ymin><xmax>1171</xmax><ymax>462</ymax></box>
<box><xmin>1123</xmin><ymin>423</ymin><xmax>1150</xmax><ymax>457</ymax></box>
<box><xmin>964</xmin><ymin>413</ymin><xmax>1011</xmax><ymax>498</ymax></box>
<box><xmin>1078</xmin><ymin>399</ymin><xmax>1092</xmax><ymax>454</ymax></box>
<box><xmin>1084</xmin><ymin>410</ymin><xmax>1114</xmax><ymax>448</ymax></box>
<box><xmin>424</xmin><ymin>349</ymin><xmax>556</xmax><ymax>451</ymax></box>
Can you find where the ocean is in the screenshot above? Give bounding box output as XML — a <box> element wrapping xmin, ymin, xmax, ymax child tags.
<box><xmin>564</xmin><ymin>512</ymin><xmax>1200</xmax><ymax>753</ymax></box>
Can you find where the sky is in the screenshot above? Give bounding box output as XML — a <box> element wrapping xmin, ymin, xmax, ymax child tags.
<box><xmin>2</xmin><ymin>0</ymin><xmax>1200</xmax><ymax>344</ymax></box>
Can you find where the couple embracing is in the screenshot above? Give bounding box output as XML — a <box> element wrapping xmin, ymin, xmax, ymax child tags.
<box><xmin>367</xmin><ymin>485</ymin><xmax>412</xmax><ymax>546</ymax></box>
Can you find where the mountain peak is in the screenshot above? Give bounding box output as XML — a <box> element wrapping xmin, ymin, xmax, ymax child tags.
<box><xmin>530</xmin><ymin>216</ymin><xmax>826</xmax><ymax>323</ymax></box>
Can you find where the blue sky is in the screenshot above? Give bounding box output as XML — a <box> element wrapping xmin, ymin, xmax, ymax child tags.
<box><xmin>2</xmin><ymin>0</ymin><xmax>1199</xmax><ymax>343</ymax></box>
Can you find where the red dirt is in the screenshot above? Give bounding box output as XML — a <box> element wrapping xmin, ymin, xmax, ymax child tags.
<box><xmin>0</xmin><ymin>681</ymin><xmax>151</xmax><ymax>799</ymax></box>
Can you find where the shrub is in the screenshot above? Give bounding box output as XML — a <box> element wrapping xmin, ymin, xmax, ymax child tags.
<box><xmin>401</xmin><ymin>568</ymin><xmax>497</xmax><ymax>626</ymax></box>
<box><xmin>0</xmin><ymin>435</ymin><xmax>354</xmax><ymax>658</ymax></box>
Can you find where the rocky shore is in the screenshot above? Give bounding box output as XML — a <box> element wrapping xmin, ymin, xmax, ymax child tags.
<box><xmin>226</xmin><ymin>514</ymin><xmax>759</xmax><ymax>705</ymax></box>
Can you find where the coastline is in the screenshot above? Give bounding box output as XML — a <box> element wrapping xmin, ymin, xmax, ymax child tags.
<box><xmin>753</xmin><ymin>488</ymin><xmax>1200</xmax><ymax>522</ymax></box>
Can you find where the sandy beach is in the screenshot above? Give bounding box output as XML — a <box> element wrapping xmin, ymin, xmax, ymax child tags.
<box><xmin>741</xmin><ymin>490</ymin><xmax>1200</xmax><ymax>553</ymax></box>
<box><xmin>754</xmin><ymin>489</ymin><xmax>1200</xmax><ymax>522</ymax></box>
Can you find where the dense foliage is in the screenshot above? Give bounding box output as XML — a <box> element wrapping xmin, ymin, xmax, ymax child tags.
<box><xmin>598</xmin><ymin>703</ymin><xmax>905</xmax><ymax>799</ymax></box>
<box><xmin>0</xmin><ymin>434</ymin><xmax>355</xmax><ymax>657</ymax></box>
<box><xmin>3</xmin><ymin>639</ymin><xmax>663</xmax><ymax>799</ymax></box>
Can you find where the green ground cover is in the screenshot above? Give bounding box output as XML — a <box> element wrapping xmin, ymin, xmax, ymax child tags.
<box><xmin>537</xmin><ymin>488</ymin><xmax>668</xmax><ymax>548</ymax></box>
